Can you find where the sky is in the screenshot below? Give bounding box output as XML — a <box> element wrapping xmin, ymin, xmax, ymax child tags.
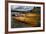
<box><xmin>11</xmin><ymin>5</ymin><xmax>34</xmax><ymax>11</ymax></box>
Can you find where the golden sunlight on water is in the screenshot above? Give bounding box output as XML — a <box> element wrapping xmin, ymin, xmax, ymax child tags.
<box><xmin>12</xmin><ymin>13</ymin><xmax>40</xmax><ymax>27</ymax></box>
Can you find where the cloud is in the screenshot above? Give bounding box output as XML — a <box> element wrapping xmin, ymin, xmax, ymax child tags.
<box><xmin>11</xmin><ymin>5</ymin><xmax>34</xmax><ymax>11</ymax></box>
